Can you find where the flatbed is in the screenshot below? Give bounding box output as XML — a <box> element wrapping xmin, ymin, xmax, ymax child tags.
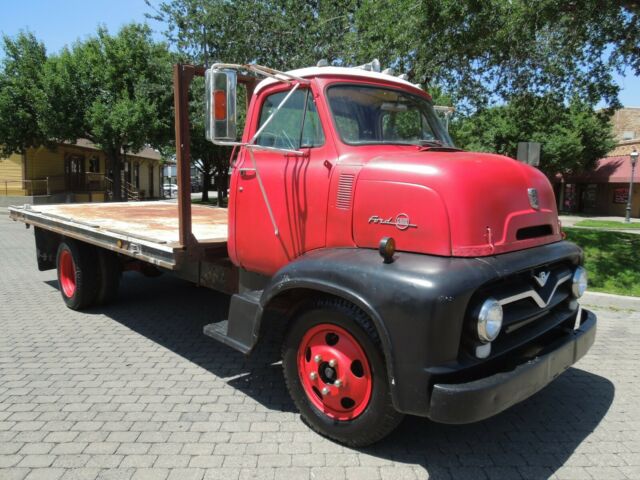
<box><xmin>8</xmin><ymin>201</ymin><xmax>229</xmax><ymax>269</ymax></box>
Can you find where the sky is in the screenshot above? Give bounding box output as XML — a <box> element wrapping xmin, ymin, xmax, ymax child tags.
<box><xmin>0</xmin><ymin>0</ymin><xmax>639</xmax><ymax>107</ymax></box>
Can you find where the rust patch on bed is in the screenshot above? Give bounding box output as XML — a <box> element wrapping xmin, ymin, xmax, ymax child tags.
<box><xmin>30</xmin><ymin>201</ymin><xmax>228</xmax><ymax>245</ymax></box>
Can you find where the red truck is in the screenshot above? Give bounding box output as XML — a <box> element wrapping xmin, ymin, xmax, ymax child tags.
<box><xmin>9</xmin><ymin>62</ymin><xmax>596</xmax><ymax>447</ymax></box>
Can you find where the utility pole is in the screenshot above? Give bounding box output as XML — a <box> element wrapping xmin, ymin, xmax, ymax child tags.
<box><xmin>625</xmin><ymin>148</ymin><xmax>638</xmax><ymax>223</ymax></box>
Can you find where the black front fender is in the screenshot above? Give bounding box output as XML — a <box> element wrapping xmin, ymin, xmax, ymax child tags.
<box><xmin>260</xmin><ymin>247</ymin><xmax>498</xmax><ymax>415</ymax></box>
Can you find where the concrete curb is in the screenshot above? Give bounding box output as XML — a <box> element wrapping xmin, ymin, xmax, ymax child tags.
<box><xmin>582</xmin><ymin>291</ymin><xmax>640</xmax><ymax>310</ymax></box>
<box><xmin>566</xmin><ymin>225</ymin><xmax>640</xmax><ymax>235</ymax></box>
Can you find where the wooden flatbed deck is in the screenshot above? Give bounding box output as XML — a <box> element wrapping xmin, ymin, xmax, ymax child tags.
<box><xmin>8</xmin><ymin>201</ymin><xmax>229</xmax><ymax>269</ymax></box>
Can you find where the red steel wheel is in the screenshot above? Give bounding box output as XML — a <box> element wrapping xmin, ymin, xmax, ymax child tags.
<box><xmin>283</xmin><ymin>298</ymin><xmax>404</xmax><ymax>446</ymax></box>
<box><xmin>297</xmin><ymin>323</ymin><xmax>373</xmax><ymax>420</ymax></box>
<box><xmin>58</xmin><ymin>248</ymin><xmax>77</xmax><ymax>298</ymax></box>
<box><xmin>56</xmin><ymin>240</ymin><xmax>99</xmax><ymax>310</ymax></box>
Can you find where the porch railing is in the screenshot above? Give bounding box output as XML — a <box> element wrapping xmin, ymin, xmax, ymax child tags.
<box><xmin>0</xmin><ymin>173</ymin><xmax>108</xmax><ymax>197</ymax></box>
<box><xmin>0</xmin><ymin>179</ymin><xmax>49</xmax><ymax>196</ymax></box>
<box><xmin>1</xmin><ymin>173</ymin><xmax>142</xmax><ymax>200</ymax></box>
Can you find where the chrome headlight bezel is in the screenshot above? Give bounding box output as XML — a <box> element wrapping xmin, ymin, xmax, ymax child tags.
<box><xmin>571</xmin><ymin>266</ymin><xmax>588</xmax><ymax>298</ymax></box>
<box><xmin>477</xmin><ymin>298</ymin><xmax>503</xmax><ymax>343</ymax></box>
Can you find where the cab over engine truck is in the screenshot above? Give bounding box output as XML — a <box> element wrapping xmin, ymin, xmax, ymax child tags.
<box><xmin>9</xmin><ymin>62</ymin><xmax>596</xmax><ymax>447</ymax></box>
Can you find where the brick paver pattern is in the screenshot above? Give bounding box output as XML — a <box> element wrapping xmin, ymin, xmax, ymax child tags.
<box><xmin>0</xmin><ymin>213</ymin><xmax>638</xmax><ymax>480</ymax></box>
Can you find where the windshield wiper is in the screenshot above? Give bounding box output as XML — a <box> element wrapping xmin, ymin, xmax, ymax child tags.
<box><xmin>417</xmin><ymin>139</ymin><xmax>462</xmax><ymax>151</ymax></box>
<box><xmin>417</xmin><ymin>139</ymin><xmax>443</xmax><ymax>147</ymax></box>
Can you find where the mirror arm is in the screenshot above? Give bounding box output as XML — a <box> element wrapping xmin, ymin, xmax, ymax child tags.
<box><xmin>247</xmin><ymin>147</ymin><xmax>280</xmax><ymax>237</ymax></box>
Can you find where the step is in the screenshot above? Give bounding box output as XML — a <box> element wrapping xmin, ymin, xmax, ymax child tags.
<box><xmin>202</xmin><ymin>290</ymin><xmax>263</xmax><ymax>354</ymax></box>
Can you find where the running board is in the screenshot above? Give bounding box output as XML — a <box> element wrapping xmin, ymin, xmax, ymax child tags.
<box><xmin>203</xmin><ymin>290</ymin><xmax>262</xmax><ymax>354</ymax></box>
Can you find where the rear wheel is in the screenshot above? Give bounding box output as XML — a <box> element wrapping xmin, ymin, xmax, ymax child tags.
<box><xmin>56</xmin><ymin>240</ymin><xmax>98</xmax><ymax>310</ymax></box>
<box><xmin>96</xmin><ymin>249</ymin><xmax>121</xmax><ymax>305</ymax></box>
<box><xmin>282</xmin><ymin>298</ymin><xmax>404</xmax><ymax>447</ymax></box>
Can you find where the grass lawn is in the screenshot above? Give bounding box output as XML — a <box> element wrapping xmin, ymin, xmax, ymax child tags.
<box><xmin>564</xmin><ymin>227</ymin><xmax>640</xmax><ymax>297</ymax></box>
<box><xmin>574</xmin><ymin>219</ymin><xmax>640</xmax><ymax>230</ymax></box>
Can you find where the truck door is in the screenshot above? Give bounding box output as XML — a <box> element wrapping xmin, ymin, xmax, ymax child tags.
<box><xmin>233</xmin><ymin>86</ymin><xmax>334</xmax><ymax>276</ymax></box>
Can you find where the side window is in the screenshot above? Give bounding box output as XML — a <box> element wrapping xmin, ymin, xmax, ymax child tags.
<box><xmin>255</xmin><ymin>89</ymin><xmax>324</xmax><ymax>149</ymax></box>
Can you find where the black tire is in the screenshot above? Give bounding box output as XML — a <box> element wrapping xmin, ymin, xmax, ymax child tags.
<box><xmin>282</xmin><ymin>297</ymin><xmax>404</xmax><ymax>447</ymax></box>
<box><xmin>56</xmin><ymin>240</ymin><xmax>99</xmax><ymax>310</ymax></box>
<box><xmin>96</xmin><ymin>249</ymin><xmax>121</xmax><ymax>305</ymax></box>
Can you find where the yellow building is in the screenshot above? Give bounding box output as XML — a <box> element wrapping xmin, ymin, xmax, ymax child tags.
<box><xmin>0</xmin><ymin>140</ymin><xmax>163</xmax><ymax>205</ymax></box>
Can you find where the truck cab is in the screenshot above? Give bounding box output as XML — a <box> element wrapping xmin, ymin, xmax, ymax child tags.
<box><xmin>208</xmin><ymin>63</ymin><xmax>595</xmax><ymax>445</ymax></box>
<box><xmin>228</xmin><ymin>67</ymin><xmax>562</xmax><ymax>275</ymax></box>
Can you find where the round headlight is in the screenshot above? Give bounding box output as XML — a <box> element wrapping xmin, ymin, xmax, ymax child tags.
<box><xmin>571</xmin><ymin>266</ymin><xmax>588</xmax><ymax>298</ymax></box>
<box><xmin>477</xmin><ymin>298</ymin><xmax>503</xmax><ymax>343</ymax></box>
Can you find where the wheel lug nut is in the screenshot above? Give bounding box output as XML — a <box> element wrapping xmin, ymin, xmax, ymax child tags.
<box><xmin>334</xmin><ymin>379</ymin><xmax>342</xmax><ymax>387</ymax></box>
<box><xmin>328</xmin><ymin>359</ymin><xmax>337</xmax><ymax>367</ymax></box>
<box><xmin>314</xmin><ymin>354</ymin><xmax>322</xmax><ymax>363</ymax></box>
<box><xmin>309</xmin><ymin>372</ymin><xmax>317</xmax><ymax>380</ymax></box>
<box><xmin>321</xmin><ymin>387</ymin><xmax>330</xmax><ymax>395</ymax></box>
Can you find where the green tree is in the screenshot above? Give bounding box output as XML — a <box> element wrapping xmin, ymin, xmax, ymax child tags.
<box><xmin>351</xmin><ymin>0</ymin><xmax>639</xmax><ymax>109</ymax></box>
<box><xmin>0</xmin><ymin>32</ymin><xmax>48</xmax><ymax>157</ymax></box>
<box><xmin>452</xmin><ymin>95</ymin><xmax>616</xmax><ymax>176</ymax></box>
<box><xmin>39</xmin><ymin>24</ymin><xmax>174</xmax><ymax>200</ymax></box>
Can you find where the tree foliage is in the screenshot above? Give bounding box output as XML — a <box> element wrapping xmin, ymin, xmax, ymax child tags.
<box><xmin>0</xmin><ymin>25</ymin><xmax>174</xmax><ymax>200</ymax></box>
<box><xmin>451</xmin><ymin>95</ymin><xmax>616</xmax><ymax>176</ymax></box>
<box><xmin>39</xmin><ymin>24</ymin><xmax>174</xmax><ymax>199</ymax></box>
<box><xmin>352</xmin><ymin>0</ymin><xmax>639</xmax><ymax>109</ymax></box>
<box><xmin>0</xmin><ymin>32</ymin><xmax>48</xmax><ymax>157</ymax></box>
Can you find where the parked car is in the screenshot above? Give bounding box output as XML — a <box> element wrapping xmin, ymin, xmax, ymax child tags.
<box><xmin>163</xmin><ymin>183</ymin><xmax>178</xmax><ymax>197</ymax></box>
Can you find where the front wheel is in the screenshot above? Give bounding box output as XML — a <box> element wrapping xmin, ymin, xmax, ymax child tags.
<box><xmin>282</xmin><ymin>298</ymin><xmax>404</xmax><ymax>447</ymax></box>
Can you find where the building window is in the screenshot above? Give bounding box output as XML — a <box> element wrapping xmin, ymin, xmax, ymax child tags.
<box><xmin>88</xmin><ymin>156</ymin><xmax>100</xmax><ymax>173</ymax></box>
<box><xmin>613</xmin><ymin>187</ymin><xmax>629</xmax><ymax>204</ymax></box>
<box><xmin>583</xmin><ymin>184</ymin><xmax>597</xmax><ymax>210</ymax></box>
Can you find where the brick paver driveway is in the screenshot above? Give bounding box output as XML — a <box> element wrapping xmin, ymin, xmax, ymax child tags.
<box><xmin>1</xmin><ymin>212</ymin><xmax>638</xmax><ymax>480</ymax></box>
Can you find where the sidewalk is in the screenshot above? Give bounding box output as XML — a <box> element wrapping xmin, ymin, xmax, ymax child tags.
<box><xmin>560</xmin><ymin>214</ymin><xmax>640</xmax><ymax>234</ymax></box>
<box><xmin>582</xmin><ymin>291</ymin><xmax>640</xmax><ymax>310</ymax></box>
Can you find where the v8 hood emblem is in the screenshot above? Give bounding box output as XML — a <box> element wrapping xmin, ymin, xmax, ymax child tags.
<box><xmin>533</xmin><ymin>270</ymin><xmax>550</xmax><ymax>288</ymax></box>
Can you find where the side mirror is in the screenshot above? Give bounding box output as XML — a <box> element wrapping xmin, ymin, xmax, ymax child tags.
<box><xmin>205</xmin><ymin>68</ymin><xmax>237</xmax><ymax>143</ymax></box>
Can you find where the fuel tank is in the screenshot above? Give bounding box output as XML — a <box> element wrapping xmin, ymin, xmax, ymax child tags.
<box><xmin>351</xmin><ymin>150</ymin><xmax>562</xmax><ymax>257</ymax></box>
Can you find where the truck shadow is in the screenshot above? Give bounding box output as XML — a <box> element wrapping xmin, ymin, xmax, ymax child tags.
<box><xmin>46</xmin><ymin>271</ymin><xmax>615</xmax><ymax>479</ymax></box>
<box><xmin>367</xmin><ymin>367</ymin><xmax>614</xmax><ymax>479</ymax></box>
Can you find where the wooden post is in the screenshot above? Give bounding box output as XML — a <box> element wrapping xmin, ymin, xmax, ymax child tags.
<box><xmin>173</xmin><ymin>64</ymin><xmax>201</xmax><ymax>250</ymax></box>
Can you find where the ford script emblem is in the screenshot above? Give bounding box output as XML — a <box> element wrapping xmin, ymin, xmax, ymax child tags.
<box><xmin>528</xmin><ymin>188</ymin><xmax>540</xmax><ymax>210</ymax></box>
<box><xmin>368</xmin><ymin>213</ymin><xmax>417</xmax><ymax>231</ymax></box>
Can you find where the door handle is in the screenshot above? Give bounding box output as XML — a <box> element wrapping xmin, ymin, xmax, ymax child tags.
<box><xmin>239</xmin><ymin>168</ymin><xmax>256</xmax><ymax>178</ymax></box>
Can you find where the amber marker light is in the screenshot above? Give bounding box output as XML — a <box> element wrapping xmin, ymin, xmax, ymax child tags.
<box><xmin>379</xmin><ymin>237</ymin><xmax>396</xmax><ymax>264</ymax></box>
<box><xmin>213</xmin><ymin>90</ymin><xmax>227</xmax><ymax>120</ymax></box>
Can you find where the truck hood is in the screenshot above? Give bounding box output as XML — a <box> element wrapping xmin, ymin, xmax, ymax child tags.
<box><xmin>351</xmin><ymin>150</ymin><xmax>562</xmax><ymax>257</ymax></box>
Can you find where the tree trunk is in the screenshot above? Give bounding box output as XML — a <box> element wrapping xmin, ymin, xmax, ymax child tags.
<box><xmin>107</xmin><ymin>151</ymin><xmax>123</xmax><ymax>202</ymax></box>
<box><xmin>216</xmin><ymin>169</ymin><xmax>228</xmax><ymax>206</ymax></box>
<box><xmin>202</xmin><ymin>172</ymin><xmax>211</xmax><ymax>202</ymax></box>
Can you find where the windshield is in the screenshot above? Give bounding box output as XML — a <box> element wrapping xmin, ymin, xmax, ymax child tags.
<box><xmin>326</xmin><ymin>85</ymin><xmax>454</xmax><ymax>147</ymax></box>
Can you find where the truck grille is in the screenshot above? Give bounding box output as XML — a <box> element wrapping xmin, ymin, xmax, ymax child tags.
<box><xmin>465</xmin><ymin>260</ymin><xmax>577</xmax><ymax>359</ymax></box>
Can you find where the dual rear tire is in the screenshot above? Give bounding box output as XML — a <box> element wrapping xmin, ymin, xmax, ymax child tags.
<box><xmin>56</xmin><ymin>240</ymin><xmax>120</xmax><ymax>310</ymax></box>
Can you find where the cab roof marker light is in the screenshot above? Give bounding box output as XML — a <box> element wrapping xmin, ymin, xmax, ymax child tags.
<box><xmin>355</xmin><ymin>59</ymin><xmax>381</xmax><ymax>73</ymax></box>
